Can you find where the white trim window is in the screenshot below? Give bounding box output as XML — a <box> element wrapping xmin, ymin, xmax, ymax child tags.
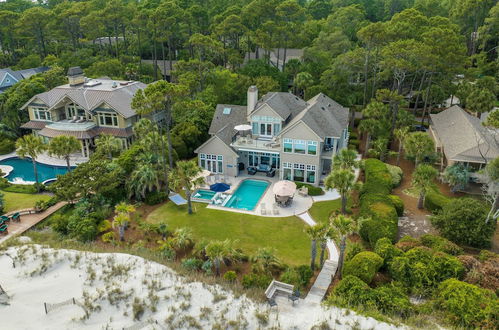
<box><xmin>307</xmin><ymin>141</ymin><xmax>317</xmax><ymax>155</ymax></box>
<box><xmin>294</xmin><ymin>140</ymin><xmax>306</xmax><ymax>154</ymax></box>
<box><xmin>97</xmin><ymin>112</ymin><xmax>118</xmax><ymax>127</ymax></box>
<box><xmin>293</xmin><ymin>163</ymin><xmax>305</xmax><ymax>181</ymax></box>
<box><xmin>283</xmin><ymin>138</ymin><xmax>293</xmax><ymax>153</ymax></box>
<box><xmin>66</xmin><ymin>103</ymin><xmax>87</xmax><ymax>119</ymax></box>
<box><xmin>282</xmin><ymin>162</ymin><xmax>292</xmax><ymax>180</ymax></box>
<box><xmin>199</xmin><ymin>153</ymin><xmax>223</xmax><ymax>173</ymax></box>
<box><xmin>306</xmin><ymin>165</ymin><xmax>316</xmax><ymax>184</ymax></box>
<box><xmin>33</xmin><ymin>108</ymin><xmax>52</xmax><ymax>121</ymax></box>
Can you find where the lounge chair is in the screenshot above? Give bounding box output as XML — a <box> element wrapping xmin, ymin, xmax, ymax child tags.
<box><xmin>260</xmin><ymin>203</ymin><xmax>267</xmax><ymax>215</ymax></box>
<box><xmin>267</xmin><ymin>298</ymin><xmax>277</xmax><ymax>308</ymax></box>
<box><xmin>0</xmin><ymin>215</ymin><xmax>9</xmax><ymax>223</ymax></box>
<box><xmin>272</xmin><ymin>203</ymin><xmax>279</xmax><ymax>215</ymax></box>
<box><xmin>0</xmin><ymin>224</ymin><xmax>8</xmax><ymax>235</ymax></box>
<box><xmin>11</xmin><ymin>212</ymin><xmax>20</xmax><ymax>222</ymax></box>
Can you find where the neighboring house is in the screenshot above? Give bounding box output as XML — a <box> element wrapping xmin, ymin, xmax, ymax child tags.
<box><xmin>244</xmin><ymin>48</ymin><xmax>304</xmax><ymax>71</ymax></box>
<box><xmin>0</xmin><ymin>66</ymin><xmax>50</xmax><ymax>93</ymax></box>
<box><xmin>429</xmin><ymin>105</ymin><xmax>499</xmax><ymax>171</ymax></box>
<box><xmin>20</xmin><ymin>67</ymin><xmax>162</xmax><ymax>158</ymax></box>
<box><xmin>142</xmin><ymin>59</ymin><xmax>178</xmax><ymax>81</ymax></box>
<box><xmin>194</xmin><ymin>86</ymin><xmax>350</xmax><ymax>186</ymax></box>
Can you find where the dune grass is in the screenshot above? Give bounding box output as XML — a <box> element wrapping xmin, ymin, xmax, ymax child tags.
<box><xmin>1</xmin><ymin>190</ymin><xmax>50</xmax><ymax>213</ymax></box>
<box><xmin>146</xmin><ymin>202</ymin><xmax>310</xmax><ymax>266</ymax></box>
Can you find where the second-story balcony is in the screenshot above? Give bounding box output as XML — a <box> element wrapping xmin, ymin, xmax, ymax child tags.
<box><xmin>230</xmin><ymin>136</ymin><xmax>281</xmax><ymax>152</ymax></box>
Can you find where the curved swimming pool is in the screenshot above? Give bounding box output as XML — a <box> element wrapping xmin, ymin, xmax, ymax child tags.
<box><xmin>0</xmin><ymin>157</ymin><xmax>71</xmax><ymax>184</ymax></box>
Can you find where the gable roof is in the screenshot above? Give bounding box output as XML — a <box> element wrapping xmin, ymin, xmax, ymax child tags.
<box><xmin>21</xmin><ymin>78</ymin><xmax>146</xmax><ymax>119</ymax></box>
<box><xmin>209</xmin><ymin>104</ymin><xmax>247</xmax><ymax>146</ymax></box>
<box><xmin>253</xmin><ymin>92</ymin><xmax>307</xmax><ymax>120</ymax></box>
<box><xmin>281</xmin><ymin>93</ymin><xmax>349</xmax><ymax>138</ymax></box>
<box><xmin>430</xmin><ymin>105</ymin><xmax>499</xmax><ymax>163</ymax></box>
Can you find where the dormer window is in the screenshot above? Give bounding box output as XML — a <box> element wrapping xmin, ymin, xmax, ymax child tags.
<box><xmin>223</xmin><ymin>107</ymin><xmax>232</xmax><ymax>114</ymax></box>
<box><xmin>98</xmin><ymin>112</ymin><xmax>118</xmax><ymax>127</ymax></box>
<box><xmin>33</xmin><ymin>108</ymin><xmax>52</xmax><ymax>121</ymax></box>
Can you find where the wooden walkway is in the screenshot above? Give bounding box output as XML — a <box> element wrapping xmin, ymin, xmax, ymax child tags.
<box><xmin>304</xmin><ymin>260</ymin><xmax>338</xmax><ymax>304</ymax></box>
<box><xmin>0</xmin><ymin>202</ymin><xmax>68</xmax><ymax>244</ymax></box>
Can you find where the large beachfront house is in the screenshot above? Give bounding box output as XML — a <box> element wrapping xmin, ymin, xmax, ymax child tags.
<box><xmin>20</xmin><ymin>67</ymin><xmax>162</xmax><ymax>158</ymax></box>
<box><xmin>194</xmin><ymin>86</ymin><xmax>350</xmax><ymax>186</ymax></box>
<box><xmin>429</xmin><ymin>105</ymin><xmax>499</xmax><ymax>171</ymax></box>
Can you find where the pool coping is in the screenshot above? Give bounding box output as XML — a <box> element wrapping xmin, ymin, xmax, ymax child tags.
<box><xmin>191</xmin><ymin>188</ymin><xmax>217</xmax><ymax>203</ymax></box>
<box><xmin>213</xmin><ymin>178</ymin><xmax>272</xmax><ymax>212</ymax></box>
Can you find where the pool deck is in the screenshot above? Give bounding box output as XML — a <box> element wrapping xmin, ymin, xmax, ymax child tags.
<box><xmin>0</xmin><ymin>152</ymin><xmax>88</xmax><ymax>167</ymax></box>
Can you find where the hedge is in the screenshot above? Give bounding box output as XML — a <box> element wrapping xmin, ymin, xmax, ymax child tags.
<box><xmin>295</xmin><ymin>182</ymin><xmax>324</xmax><ymax>196</ymax></box>
<box><xmin>0</xmin><ymin>139</ymin><xmax>15</xmax><ymax>155</ymax></box>
<box><xmin>424</xmin><ymin>188</ymin><xmax>451</xmax><ymax>212</ymax></box>
<box><xmin>359</xmin><ymin>159</ymin><xmax>400</xmax><ymax>246</ymax></box>
<box><xmin>420</xmin><ymin>234</ymin><xmax>463</xmax><ymax>256</ymax></box>
<box><xmin>386</xmin><ymin>164</ymin><xmax>403</xmax><ymax>187</ymax></box>
<box><xmin>343</xmin><ymin>251</ymin><xmax>383</xmax><ymax>284</ymax></box>
<box><xmin>388</xmin><ymin>195</ymin><xmax>404</xmax><ymax>216</ymax></box>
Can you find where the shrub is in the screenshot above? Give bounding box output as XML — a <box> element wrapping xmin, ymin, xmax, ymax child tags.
<box><xmin>431</xmin><ymin>198</ymin><xmax>496</xmax><ymax>248</ymax></box>
<box><xmin>372</xmin><ymin>283</ymin><xmax>412</xmax><ymax>316</ymax></box>
<box><xmin>101</xmin><ymin>232</ymin><xmax>116</xmax><ymax>243</ymax></box>
<box><xmin>67</xmin><ymin>217</ymin><xmax>97</xmax><ymax>242</ymax></box>
<box><xmin>97</xmin><ymin>220</ymin><xmax>112</xmax><ymax>233</ymax></box>
<box><xmin>223</xmin><ymin>270</ymin><xmax>237</xmax><ymax>282</ymax></box>
<box><xmin>0</xmin><ymin>139</ymin><xmax>15</xmax><ymax>155</ymax></box>
<box><xmin>361</xmin><ymin>159</ymin><xmax>392</xmax><ymax>196</ymax></box>
<box><xmin>387</xmin><ymin>195</ymin><xmax>404</xmax><ymax>216</ymax></box>
<box><xmin>0</xmin><ymin>191</ymin><xmax>4</xmax><ymax>214</ymax></box>
<box><xmin>344</xmin><ymin>240</ymin><xmax>365</xmax><ymax>262</ymax></box>
<box><xmin>478</xmin><ymin>250</ymin><xmax>498</xmax><ymax>262</ymax></box>
<box><xmin>242</xmin><ymin>273</ymin><xmax>272</xmax><ymax>289</ymax></box>
<box><xmin>437</xmin><ymin>279</ymin><xmax>498</xmax><ymax>328</ymax></box>
<box><xmin>182</xmin><ymin>258</ymin><xmax>203</xmax><ymax>271</ymax></box>
<box><xmin>280</xmin><ymin>268</ymin><xmax>300</xmax><ymax>287</ymax></box>
<box><xmin>343</xmin><ymin>251</ymin><xmax>383</xmax><ymax>284</ymax></box>
<box><xmin>386</xmin><ymin>164</ymin><xmax>403</xmax><ymax>187</ymax></box>
<box><xmin>294</xmin><ymin>182</ymin><xmax>324</xmax><ymax>196</ymax></box>
<box><xmin>329</xmin><ymin>275</ymin><xmax>373</xmax><ymax>307</ymax></box>
<box><xmin>296</xmin><ymin>265</ymin><xmax>313</xmax><ymax>288</ymax></box>
<box><xmin>390</xmin><ymin>246</ymin><xmax>464</xmax><ymax>294</ymax></box>
<box><xmin>51</xmin><ymin>214</ymin><xmax>70</xmax><ymax>235</ymax></box>
<box><xmin>420</xmin><ymin>234</ymin><xmax>463</xmax><ymax>255</ymax></box>
<box><xmin>424</xmin><ymin>188</ymin><xmax>451</xmax><ymax>212</ymax></box>
<box><xmin>144</xmin><ymin>191</ymin><xmax>168</xmax><ymax>205</ymax></box>
<box><xmin>349</xmin><ymin>139</ymin><xmax>360</xmax><ymax>147</ymax></box>
<box><xmin>395</xmin><ymin>235</ymin><xmax>421</xmax><ymax>252</ymax></box>
<box><xmin>0</xmin><ymin>177</ymin><xmax>9</xmax><ymax>189</ymax></box>
<box><xmin>374</xmin><ymin>238</ymin><xmax>403</xmax><ymax>267</ymax></box>
<box><xmin>3</xmin><ymin>184</ymin><xmax>38</xmax><ymax>194</ymax></box>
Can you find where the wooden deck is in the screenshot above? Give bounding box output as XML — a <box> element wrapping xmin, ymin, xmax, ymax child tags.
<box><xmin>0</xmin><ymin>202</ymin><xmax>68</xmax><ymax>245</ymax></box>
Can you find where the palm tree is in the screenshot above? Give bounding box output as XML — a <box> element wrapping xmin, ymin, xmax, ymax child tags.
<box><xmin>324</xmin><ymin>168</ymin><xmax>358</xmax><ymax>214</ymax></box>
<box><xmin>329</xmin><ymin>215</ymin><xmax>364</xmax><ymax>279</ymax></box>
<box><xmin>333</xmin><ymin>148</ymin><xmax>359</xmax><ymax>170</ymax></box>
<box><xmin>16</xmin><ymin>134</ymin><xmax>46</xmax><ymax>190</ymax></box>
<box><xmin>169</xmin><ymin>160</ymin><xmax>204</xmax><ymax>214</ymax></box>
<box><xmin>412</xmin><ymin>164</ymin><xmax>438</xmax><ymax>209</ymax></box>
<box><xmin>95</xmin><ymin>134</ymin><xmax>122</xmax><ymax>160</ymax></box>
<box><xmin>205</xmin><ymin>239</ymin><xmax>238</xmax><ymax>276</ymax></box>
<box><xmin>252</xmin><ymin>247</ymin><xmax>281</xmax><ymax>274</ymax></box>
<box><xmin>112</xmin><ymin>202</ymin><xmax>135</xmax><ymax>241</ymax></box>
<box><xmin>294</xmin><ymin>72</ymin><xmax>314</xmax><ymax>97</ymax></box>
<box><xmin>394</xmin><ymin>126</ymin><xmax>409</xmax><ymax>166</ymax></box>
<box><xmin>128</xmin><ymin>163</ymin><xmax>161</xmax><ymax>200</ymax></box>
<box><xmin>305</xmin><ymin>225</ymin><xmax>323</xmax><ymax>271</ymax></box>
<box><xmin>317</xmin><ymin>222</ymin><xmax>332</xmax><ymax>267</ymax></box>
<box><xmin>48</xmin><ymin>135</ymin><xmax>81</xmax><ymax>171</ymax></box>
<box><xmin>168</xmin><ymin>227</ymin><xmax>194</xmax><ymax>250</ymax></box>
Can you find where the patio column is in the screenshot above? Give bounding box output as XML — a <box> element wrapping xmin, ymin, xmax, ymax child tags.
<box><xmin>332</xmin><ymin>139</ymin><xmax>338</xmax><ymax>157</ymax></box>
<box><xmin>80</xmin><ymin>140</ymin><xmax>86</xmax><ymax>158</ymax></box>
<box><xmin>85</xmin><ymin>139</ymin><xmax>90</xmax><ymax>157</ymax></box>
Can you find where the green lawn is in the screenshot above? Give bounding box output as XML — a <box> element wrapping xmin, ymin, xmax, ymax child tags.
<box><xmin>1</xmin><ymin>190</ymin><xmax>51</xmax><ymax>213</ymax></box>
<box><xmin>308</xmin><ymin>199</ymin><xmax>344</xmax><ymax>224</ymax></box>
<box><xmin>146</xmin><ymin>202</ymin><xmax>310</xmax><ymax>266</ymax></box>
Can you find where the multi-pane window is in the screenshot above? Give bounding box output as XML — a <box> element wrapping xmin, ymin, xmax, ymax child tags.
<box><xmin>306</xmin><ymin>165</ymin><xmax>316</xmax><ymax>184</ymax></box>
<box><xmin>293</xmin><ymin>163</ymin><xmax>305</xmax><ymax>182</ymax></box>
<box><xmin>294</xmin><ymin>140</ymin><xmax>306</xmax><ymax>154</ymax></box>
<box><xmin>283</xmin><ymin>138</ymin><xmax>293</xmax><ymax>153</ymax></box>
<box><xmin>307</xmin><ymin>141</ymin><xmax>317</xmax><ymax>155</ymax></box>
<box><xmin>98</xmin><ymin>112</ymin><xmax>118</xmax><ymax>127</ymax></box>
<box><xmin>199</xmin><ymin>153</ymin><xmax>223</xmax><ymax>173</ymax></box>
<box><xmin>67</xmin><ymin>103</ymin><xmax>86</xmax><ymax>118</ymax></box>
<box><xmin>33</xmin><ymin>108</ymin><xmax>52</xmax><ymax>121</ymax></box>
<box><xmin>282</xmin><ymin>163</ymin><xmax>316</xmax><ymax>183</ymax></box>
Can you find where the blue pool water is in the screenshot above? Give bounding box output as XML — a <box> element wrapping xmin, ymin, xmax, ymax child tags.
<box><xmin>193</xmin><ymin>189</ymin><xmax>216</xmax><ymax>200</ymax></box>
<box><xmin>0</xmin><ymin>157</ymin><xmax>71</xmax><ymax>184</ymax></box>
<box><xmin>225</xmin><ymin>179</ymin><xmax>269</xmax><ymax>211</ymax></box>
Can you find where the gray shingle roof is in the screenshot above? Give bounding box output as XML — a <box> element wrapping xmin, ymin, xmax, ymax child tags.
<box><xmin>430</xmin><ymin>105</ymin><xmax>499</xmax><ymax>163</ymax></box>
<box><xmin>21</xmin><ymin>79</ymin><xmax>146</xmax><ymax>119</ymax></box>
<box><xmin>254</xmin><ymin>92</ymin><xmax>307</xmax><ymax>120</ymax></box>
<box><xmin>209</xmin><ymin>104</ymin><xmax>247</xmax><ymax>145</ymax></box>
<box><xmin>283</xmin><ymin>93</ymin><xmax>349</xmax><ymax>138</ymax></box>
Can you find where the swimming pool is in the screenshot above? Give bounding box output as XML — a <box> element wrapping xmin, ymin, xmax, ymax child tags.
<box><xmin>225</xmin><ymin>179</ymin><xmax>269</xmax><ymax>211</ymax></box>
<box><xmin>0</xmin><ymin>157</ymin><xmax>71</xmax><ymax>184</ymax></box>
<box><xmin>193</xmin><ymin>189</ymin><xmax>216</xmax><ymax>201</ymax></box>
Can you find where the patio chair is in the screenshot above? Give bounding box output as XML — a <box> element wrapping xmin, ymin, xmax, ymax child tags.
<box><xmin>260</xmin><ymin>203</ymin><xmax>267</xmax><ymax>215</ymax></box>
<box><xmin>298</xmin><ymin>187</ymin><xmax>308</xmax><ymax>197</ymax></box>
<box><xmin>272</xmin><ymin>203</ymin><xmax>279</xmax><ymax>215</ymax></box>
<box><xmin>288</xmin><ymin>289</ymin><xmax>300</xmax><ymax>305</ymax></box>
<box><xmin>0</xmin><ymin>215</ymin><xmax>10</xmax><ymax>223</ymax></box>
<box><xmin>11</xmin><ymin>212</ymin><xmax>20</xmax><ymax>222</ymax></box>
<box><xmin>267</xmin><ymin>298</ymin><xmax>277</xmax><ymax>308</ymax></box>
<box><xmin>0</xmin><ymin>224</ymin><xmax>8</xmax><ymax>235</ymax></box>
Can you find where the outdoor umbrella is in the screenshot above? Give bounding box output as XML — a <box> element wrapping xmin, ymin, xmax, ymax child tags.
<box><xmin>234</xmin><ymin>124</ymin><xmax>252</xmax><ymax>131</ymax></box>
<box><xmin>272</xmin><ymin>180</ymin><xmax>297</xmax><ymax>196</ymax></box>
<box><xmin>210</xmin><ymin>182</ymin><xmax>230</xmax><ymax>192</ymax></box>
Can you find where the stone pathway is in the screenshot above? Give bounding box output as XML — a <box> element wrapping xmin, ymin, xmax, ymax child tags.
<box><xmin>297</xmin><ymin>212</ymin><xmax>339</xmax><ymax>304</ymax></box>
<box><xmin>0</xmin><ymin>202</ymin><xmax>68</xmax><ymax>245</ymax></box>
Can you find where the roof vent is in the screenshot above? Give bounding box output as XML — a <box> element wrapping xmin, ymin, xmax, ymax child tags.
<box><xmin>321</xmin><ymin>106</ymin><xmax>326</xmax><ymax>111</ymax></box>
<box><xmin>327</xmin><ymin>103</ymin><xmax>331</xmax><ymax>107</ymax></box>
<box><xmin>84</xmin><ymin>80</ymin><xmax>102</xmax><ymax>87</ymax></box>
<box><xmin>223</xmin><ymin>107</ymin><xmax>232</xmax><ymax>115</ymax></box>
<box><xmin>112</xmin><ymin>82</ymin><xmax>118</xmax><ymax>88</ymax></box>
<box><xmin>120</xmin><ymin>81</ymin><xmax>129</xmax><ymax>86</ymax></box>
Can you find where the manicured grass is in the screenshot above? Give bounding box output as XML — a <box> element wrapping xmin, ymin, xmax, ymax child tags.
<box><xmin>146</xmin><ymin>202</ymin><xmax>310</xmax><ymax>266</ymax></box>
<box><xmin>1</xmin><ymin>190</ymin><xmax>51</xmax><ymax>213</ymax></box>
<box><xmin>308</xmin><ymin>199</ymin><xmax>344</xmax><ymax>224</ymax></box>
